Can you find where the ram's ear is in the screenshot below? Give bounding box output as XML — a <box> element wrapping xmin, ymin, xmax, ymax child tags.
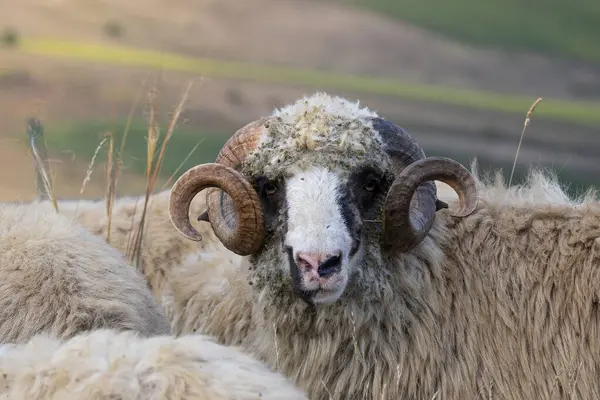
<box><xmin>198</xmin><ymin>211</ymin><xmax>210</xmax><ymax>222</ymax></box>
<box><xmin>435</xmin><ymin>199</ymin><xmax>448</xmax><ymax>211</ymax></box>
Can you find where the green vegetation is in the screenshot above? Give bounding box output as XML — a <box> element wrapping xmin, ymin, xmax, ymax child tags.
<box><xmin>103</xmin><ymin>20</ymin><xmax>125</xmax><ymax>39</ymax></box>
<box><xmin>346</xmin><ymin>0</ymin><xmax>600</xmax><ymax>64</ymax></box>
<box><xmin>15</xmin><ymin>37</ymin><xmax>600</xmax><ymax>127</ymax></box>
<box><xmin>44</xmin><ymin>119</ymin><xmax>227</xmax><ymax>179</ymax></box>
<box><xmin>42</xmin><ymin>118</ymin><xmax>595</xmax><ymax>199</ymax></box>
<box><xmin>1</xmin><ymin>27</ymin><xmax>19</xmax><ymax>47</ymax></box>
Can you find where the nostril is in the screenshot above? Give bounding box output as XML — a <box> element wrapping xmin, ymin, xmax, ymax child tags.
<box><xmin>296</xmin><ymin>253</ymin><xmax>315</xmax><ymax>270</ymax></box>
<box><xmin>317</xmin><ymin>254</ymin><xmax>342</xmax><ymax>278</ymax></box>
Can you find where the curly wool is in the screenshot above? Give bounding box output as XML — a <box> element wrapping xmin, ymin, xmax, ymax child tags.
<box><xmin>0</xmin><ymin>203</ymin><xmax>170</xmax><ymax>344</ymax></box>
<box><xmin>54</xmin><ymin>190</ymin><xmax>223</xmax><ymax>293</ymax></box>
<box><xmin>0</xmin><ymin>329</ymin><xmax>308</xmax><ymax>400</ymax></box>
<box><xmin>169</xmin><ymin>161</ymin><xmax>600</xmax><ymax>399</ymax></box>
<box><xmin>167</xmin><ymin>93</ymin><xmax>600</xmax><ymax>398</ymax></box>
<box><xmin>241</xmin><ymin>93</ymin><xmax>391</xmax><ymax>179</ymax></box>
<box><xmin>41</xmin><ymin>189</ymin><xmax>227</xmax><ymax>323</ymax></box>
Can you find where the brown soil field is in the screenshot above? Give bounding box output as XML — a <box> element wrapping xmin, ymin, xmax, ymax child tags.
<box><xmin>0</xmin><ymin>0</ymin><xmax>599</xmax><ymax>200</ymax></box>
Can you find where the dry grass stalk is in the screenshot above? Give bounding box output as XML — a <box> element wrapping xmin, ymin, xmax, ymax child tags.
<box><xmin>508</xmin><ymin>97</ymin><xmax>543</xmax><ymax>186</ymax></box>
<box><xmin>104</xmin><ymin>132</ymin><xmax>116</xmax><ymax>243</ymax></box>
<box><xmin>80</xmin><ymin>136</ymin><xmax>108</xmax><ymax>198</ymax></box>
<box><xmin>150</xmin><ymin>79</ymin><xmax>195</xmax><ymax>180</ymax></box>
<box><xmin>103</xmin><ymin>77</ymin><xmax>149</xmax><ymax>246</ymax></box>
<box><xmin>128</xmin><ymin>77</ymin><xmax>195</xmax><ymax>268</ymax></box>
<box><xmin>127</xmin><ymin>81</ymin><xmax>160</xmax><ymax>266</ymax></box>
<box><xmin>101</xmin><ymin>77</ymin><xmax>150</xmax><ymax>259</ymax></box>
<box><xmin>27</xmin><ymin>118</ymin><xmax>59</xmax><ymax>212</ymax></box>
<box><xmin>124</xmin><ymin>196</ymin><xmax>142</xmax><ymax>262</ymax></box>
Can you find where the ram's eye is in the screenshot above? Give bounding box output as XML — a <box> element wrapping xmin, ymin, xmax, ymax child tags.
<box><xmin>362</xmin><ymin>179</ymin><xmax>379</xmax><ymax>193</ymax></box>
<box><xmin>264</xmin><ymin>182</ymin><xmax>278</xmax><ymax>195</ymax></box>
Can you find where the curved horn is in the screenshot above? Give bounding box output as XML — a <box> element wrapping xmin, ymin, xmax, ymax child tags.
<box><xmin>370</xmin><ymin>118</ymin><xmax>437</xmax><ymax>252</ymax></box>
<box><xmin>383</xmin><ymin>156</ymin><xmax>478</xmax><ymax>252</ymax></box>
<box><xmin>169</xmin><ymin>163</ymin><xmax>265</xmax><ymax>255</ymax></box>
<box><xmin>215</xmin><ymin>117</ymin><xmax>270</xmax><ymax>167</ymax></box>
<box><xmin>169</xmin><ymin>118</ymin><xmax>269</xmax><ymax>255</ymax></box>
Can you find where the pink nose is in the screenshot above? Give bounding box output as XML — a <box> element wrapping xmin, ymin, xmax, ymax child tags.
<box><xmin>296</xmin><ymin>251</ymin><xmax>342</xmax><ymax>277</ymax></box>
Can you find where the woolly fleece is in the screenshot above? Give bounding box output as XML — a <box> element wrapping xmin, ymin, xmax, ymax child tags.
<box><xmin>0</xmin><ymin>329</ymin><xmax>308</xmax><ymax>400</ymax></box>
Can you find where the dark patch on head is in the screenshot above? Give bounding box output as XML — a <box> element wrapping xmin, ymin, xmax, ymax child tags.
<box><xmin>253</xmin><ymin>175</ymin><xmax>287</xmax><ymax>234</ymax></box>
<box><xmin>335</xmin><ymin>167</ymin><xmax>392</xmax><ymax>257</ymax></box>
<box><xmin>337</xmin><ymin>166</ymin><xmax>394</xmax><ymax>257</ymax></box>
<box><xmin>336</xmin><ymin>185</ymin><xmax>358</xmax><ymax>256</ymax></box>
<box><xmin>351</xmin><ymin>167</ymin><xmax>391</xmax><ymax>210</ymax></box>
<box><xmin>337</xmin><ymin>188</ymin><xmax>355</xmax><ymax>218</ymax></box>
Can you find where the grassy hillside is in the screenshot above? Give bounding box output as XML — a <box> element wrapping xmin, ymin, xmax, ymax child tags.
<box><xmin>37</xmin><ymin>114</ymin><xmax>596</xmax><ymax>200</ymax></box>
<box><xmin>347</xmin><ymin>0</ymin><xmax>600</xmax><ymax>63</ymax></box>
<box><xmin>44</xmin><ymin>119</ymin><xmax>229</xmax><ymax>180</ymax></box>
<box><xmin>12</xmin><ymin>38</ymin><xmax>600</xmax><ymax>127</ymax></box>
<box><xmin>2</xmin><ymin>0</ymin><xmax>599</xmax><ymax>200</ymax></box>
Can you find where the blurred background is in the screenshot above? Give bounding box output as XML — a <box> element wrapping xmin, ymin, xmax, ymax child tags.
<box><xmin>1</xmin><ymin>0</ymin><xmax>599</xmax><ymax>201</ymax></box>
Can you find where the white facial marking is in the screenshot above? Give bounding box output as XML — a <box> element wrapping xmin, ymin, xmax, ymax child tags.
<box><xmin>284</xmin><ymin>166</ymin><xmax>354</xmax><ymax>304</ymax></box>
<box><xmin>285</xmin><ymin>166</ymin><xmax>352</xmax><ymax>257</ymax></box>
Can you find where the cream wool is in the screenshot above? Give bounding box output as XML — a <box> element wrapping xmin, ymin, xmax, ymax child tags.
<box><xmin>167</xmin><ymin>93</ymin><xmax>600</xmax><ymax>399</ymax></box>
<box><xmin>0</xmin><ymin>329</ymin><xmax>308</xmax><ymax>400</ymax></box>
<box><xmin>51</xmin><ymin>190</ymin><xmax>225</xmax><ymax>298</ymax></box>
<box><xmin>171</xmin><ymin>166</ymin><xmax>600</xmax><ymax>399</ymax></box>
<box><xmin>0</xmin><ymin>202</ymin><xmax>170</xmax><ymax>344</ymax></box>
<box><xmin>31</xmin><ymin>190</ymin><xmax>228</xmax><ymax>326</ymax></box>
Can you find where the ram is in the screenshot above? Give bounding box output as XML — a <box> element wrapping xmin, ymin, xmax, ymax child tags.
<box><xmin>168</xmin><ymin>92</ymin><xmax>600</xmax><ymax>399</ymax></box>
<box><xmin>34</xmin><ymin>165</ymin><xmax>448</xmax><ymax>318</ymax></box>
<box><xmin>0</xmin><ymin>328</ymin><xmax>308</xmax><ymax>400</ymax></box>
<box><xmin>0</xmin><ymin>201</ymin><xmax>170</xmax><ymax>344</ymax></box>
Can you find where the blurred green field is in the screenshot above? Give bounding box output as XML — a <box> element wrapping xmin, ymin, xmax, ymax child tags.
<box><xmin>347</xmin><ymin>0</ymin><xmax>600</xmax><ymax>63</ymax></box>
<box><xmin>15</xmin><ymin>37</ymin><xmax>600</xmax><ymax>127</ymax></box>
<box><xmin>40</xmin><ymin>117</ymin><xmax>593</xmax><ymax>199</ymax></box>
<box><xmin>44</xmin><ymin>119</ymin><xmax>229</xmax><ymax>180</ymax></box>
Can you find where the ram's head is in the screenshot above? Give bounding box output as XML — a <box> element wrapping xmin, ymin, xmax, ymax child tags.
<box><xmin>170</xmin><ymin>94</ymin><xmax>478</xmax><ymax>305</ymax></box>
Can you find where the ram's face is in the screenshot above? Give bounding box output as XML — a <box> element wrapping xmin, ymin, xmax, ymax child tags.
<box><xmin>252</xmin><ymin>163</ymin><xmax>392</xmax><ymax>305</ymax></box>
<box><xmin>168</xmin><ymin>94</ymin><xmax>479</xmax><ymax>307</ymax></box>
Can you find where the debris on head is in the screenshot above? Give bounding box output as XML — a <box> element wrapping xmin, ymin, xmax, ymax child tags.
<box><xmin>241</xmin><ymin>93</ymin><xmax>391</xmax><ymax>179</ymax></box>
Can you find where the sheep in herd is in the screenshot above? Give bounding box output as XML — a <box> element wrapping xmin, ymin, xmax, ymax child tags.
<box><xmin>0</xmin><ymin>328</ymin><xmax>308</xmax><ymax>400</ymax></box>
<box><xmin>32</xmin><ymin>171</ymin><xmax>450</xmax><ymax>322</ymax></box>
<box><xmin>0</xmin><ymin>202</ymin><xmax>170</xmax><ymax>344</ymax></box>
<box><xmin>167</xmin><ymin>92</ymin><xmax>600</xmax><ymax>399</ymax></box>
<box><xmin>35</xmin><ymin>190</ymin><xmax>230</xmax><ymax>324</ymax></box>
<box><xmin>43</xmin><ymin>190</ymin><xmax>226</xmax><ymax>299</ymax></box>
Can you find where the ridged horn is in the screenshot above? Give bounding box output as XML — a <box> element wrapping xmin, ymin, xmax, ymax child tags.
<box><xmin>169</xmin><ymin>118</ymin><xmax>269</xmax><ymax>255</ymax></box>
<box><xmin>370</xmin><ymin>118</ymin><xmax>477</xmax><ymax>252</ymax></box>
<box><xmin>384</xmin><ymin>157</ymin><xmax>478</xmax><ymax>251</ymax></box>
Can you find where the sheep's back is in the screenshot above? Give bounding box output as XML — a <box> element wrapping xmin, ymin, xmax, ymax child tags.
<box><xmin>0</xmin><ymin>203</ymin><xmax>170</xmax><ymax>344</ymax></box>
<box><xmin>0</xmin><ymin>329</ymin><xmax>308</xmax><ymax>400</ymax></box>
